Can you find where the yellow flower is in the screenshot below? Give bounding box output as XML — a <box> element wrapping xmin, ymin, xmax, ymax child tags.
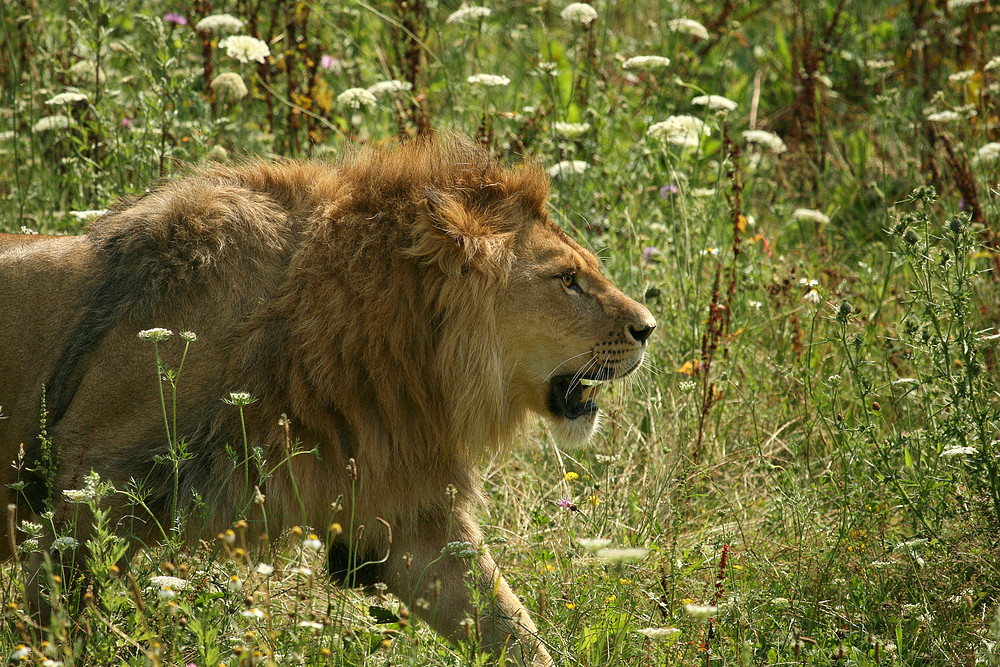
<box><xmin>605</xmin><ymin>594</ymin><xmax>617</xmax><ymax>603</ymax></box>
<box><xmin>619</xmin><ymin>578</ymin><xmax>632</xmax><ymax>585</ymax></box>
<box><xmin>586</xmin><ymin>495</ymin><xmax>600</xmax><ymax>506</ymax></box>
<box><xmin>566</xmin><ymin>602</ymin><xmax>576</xmax><ymax>610</ymax></box>
<box><xmin>564</xmin><ymin>471</ymin><xmax>579</xmax><ymax>481</ymax></box>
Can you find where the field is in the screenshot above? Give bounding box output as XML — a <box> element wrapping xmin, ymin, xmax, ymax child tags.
<box><xmin>2</xmin><ymin>0</ymin><xmax>1000</xmax><ymax>664</ymax></box>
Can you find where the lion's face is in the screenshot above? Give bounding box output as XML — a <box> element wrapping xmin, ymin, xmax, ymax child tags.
<box><xmin>500</xmin><ymin>221</ymin><xmax>656</xmax><ymax>447</ymax></box>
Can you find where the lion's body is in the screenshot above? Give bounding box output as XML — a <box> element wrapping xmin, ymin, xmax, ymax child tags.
<box><xmin>0</xmin><ymin>137</ymin><xmax>654</xmax><ymax>665</ymax></box>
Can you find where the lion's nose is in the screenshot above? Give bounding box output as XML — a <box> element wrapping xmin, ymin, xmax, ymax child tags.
<box><xmin>628</xmin><ymin>322</ymin><xmax>656</xmax><ymax>344</ymax></box>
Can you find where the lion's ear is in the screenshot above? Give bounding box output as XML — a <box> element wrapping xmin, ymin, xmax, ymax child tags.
<box><xmin>410</xmin><ymin>187</ymin><xmax>516</xmax><ymax>276</ymax></box>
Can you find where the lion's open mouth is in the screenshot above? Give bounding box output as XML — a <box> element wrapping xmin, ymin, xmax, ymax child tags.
<box><xmin>548</xmin><ymin>375</ymin><xmax>606</xmax><ymax>420</ymax></box>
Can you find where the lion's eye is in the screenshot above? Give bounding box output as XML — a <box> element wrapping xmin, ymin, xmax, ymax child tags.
<box><xmin>560</xmin><ymin>271</ymin><xmax>581</xmax><ymax>292</ymax></box>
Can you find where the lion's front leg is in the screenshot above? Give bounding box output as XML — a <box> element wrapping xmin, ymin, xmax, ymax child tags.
<box><xmin>382</xmin><ymin>508</ymin><xmax>554</xmax><ymax>667</ymax></box>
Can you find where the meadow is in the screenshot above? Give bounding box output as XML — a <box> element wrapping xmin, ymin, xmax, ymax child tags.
<box><xmin>1</xmin><ymin>0</ymin><xmax>1000</xmax><ymax>664</ymax></box>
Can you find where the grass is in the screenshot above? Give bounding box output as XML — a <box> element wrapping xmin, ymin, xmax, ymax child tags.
<box><xmin>2</xmin><ymin>0</ymin><xmax>1000</xmax><ymax>664</ymax></box>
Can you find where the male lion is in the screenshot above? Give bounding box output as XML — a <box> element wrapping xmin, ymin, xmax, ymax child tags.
<box><xmin>0</xmin><ymin>135</ymin><xmax>654</xmax><ymax>665</ymax></box>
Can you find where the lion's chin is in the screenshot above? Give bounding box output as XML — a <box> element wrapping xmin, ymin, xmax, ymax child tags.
<box><xmin>546</xmin><ymin>408</ymin><xmax>602</xmax><ymax>448</ymax></box>
<box><xmin>545</xmin><ymin>375</ymin><xmax>606</xmax><ymax>447</ymax></box>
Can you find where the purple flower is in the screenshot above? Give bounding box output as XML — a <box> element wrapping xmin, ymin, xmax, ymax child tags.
<box><xmin>556</xmin><ymin>498</ymin><xmax>578</xmax><ymax>511</ymax></box>
<box><xmin>958</xmin><ymin>197</ymin><xmax>966</xmax><ymax>211</ymax></box>
<box><xmin>121</xmin><ymin>117</ymin><xmax>133</xmax><ymax>128</ymax></box>
<box><xmin>643</xmin><ymin>246</ymin><xmax>661</xmax><ymax>264</ymax></box>
<box><xmin>164</xmin><ymin>12</ymin><xmax>188</xmax><ymax>25</ymax></box>
<box><xmin>319</xmin><ymin>54</ymin><xmax>340</xmax><ymax>72</ymax></box>
<box><xmin>659</xmin><ymin>183</ymin><xmax>679</xmax><ymax>198</ymax></box>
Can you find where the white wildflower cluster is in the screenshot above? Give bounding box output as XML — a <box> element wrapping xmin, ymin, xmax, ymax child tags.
<box><xmin>742</xmin><ymin>129</ymin><xmax>787</xmax><ymax>153</ymax></box>
<box><xmin>467</xmin><ymin>73</ymin><xmax>510</xmax><ymax>87</ymax></box>
<box><xmin>865</xmin><ymin>58</ymin><xmax>894</xmax><ymax>72</ymax></box>
<box><xmin>622</xmin><ymin>55</ymin><xmax>671</xmax><ymax>70</ymax></box>
<box><xmin>691</xmin><ymin>94</ymin><xmax>738</xmax><ymax>111</ymax></box>
<box><xmin>67</xmin><ymin>59</ymin><xmax>105</xmax><ymax>82</ymax></box>
<box><xmin>792</xmin><ymin>208</ymin><xmax>830</xmax><ymax>224</ymax></box>
<box><xmin>46</xmin><ymin>91</ymin><xmax>88</xmax><ymax>106</ymax></box>
<box><xmin>577</xmin><ymin>537</ymin><xmax>612</xmax><ymax>553</ymax></box>
<box><xmin>196</xmin><ymin>13</ymin><xmax>243</xmax><ymax>33</ymax></box>
<box><xmin>553</xmin><ymin>121</ymin><xmax>590</xmax><ymax>138</ymax></box>
<box><xmin>925</xmin><ymin>109</ymin><xmax>961</xmax><ymax>123</ymax></box>
<box><xmin>137</xmin><ymin>327</ymin><xmax>174</xmax><ymax>342</ymax></box>
<box><xmin>683</xmin><ymin>603</ymin><xmax>718</xmax><ymax>619</ymax></box>
<box><xmin>69</xmin><ymin>209</ymin><xmax>107</xmax><ymax>221</ymax></box>
<box><xmin>596</xmin><ymin>547</ymin><xmax>648</xmax><ymax>563</ymax></box>
<box><xmin>647</xmin><ymin>115</ymin><xmax>710</xmax><ymax>148</ymax></box>
<box><xmin>948</xmin><ymin>69</ymin><xmax>976</xmax><ymax>84</ymax></box>
<box><xmin>547</xmin><ymin>160</ymin><xmax>589</xmax><ymax>178</ymax></box>
<box><xmin>947</xmin><ymin>0</ymin><xmax>985</xmax><ymax>10</ymax></box>
<box><xmin>940</xmin><ymin>446</ymin><xmax>978</xmax><ymax>457</ymax></box>
<box><xmin>150</xmin><ymin>575</ymin><xmax>190</xmax><ymax>590</ymax></box>
<box><xmin>638</xmin><ymin>627</ymin><xmax>681</xmax><ymax>641</ymax></box>
<box><xmin>971</xmin><ymin>142</ymin><xmax>1000</xmax><ymax>165</ymax></box>
<box><xmin>33</xmin><ymin>115</ymin><xmax>71</xmax><ymax>132</ymax></box>
<box><xmin>211</xmin><ymin>72</ymin><xmax>248</xmax><ymax>99</ymax></box>
<box><xmin>445</xmin><ymin>5</ymin><xmax>491</xmax><ymax>24</ymax></box>
<box><xmin>561</xmin><ymin>3</ymin><xmax>599</xmax><ymax>25</ymax></box>
<box><xmin>336</xmin><ymin>87</ymin><xmax>377</xmax><ymax>109</ymax></box>
<box><xmin>985</xmin><ymin>56</ymin><xmax>1000</xmax><ymax>71</ymax></box>
<box><xmin>219</xmin><ymin>35</ymin><xmax>270</xmax><ymax>64</ymax></box>
<box><xmin>367</xmin><ymin>79</ymin><xmax>412</xmax><ymax>97</ymax></box>
<box><xmin>50</xmin><ymin>536</ymin><xmax>80</xmax><ymax>552</ymax></box>
<box><xmin>668</xmin><ymin>18</ymin><xmax>709</xmax><ymax>40</ymax></box>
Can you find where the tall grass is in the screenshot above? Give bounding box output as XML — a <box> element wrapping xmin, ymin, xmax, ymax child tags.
<box><xmin>2</xmin><ymin>0</ymin><xmax>999</xmax><ymax>664</ymax></box>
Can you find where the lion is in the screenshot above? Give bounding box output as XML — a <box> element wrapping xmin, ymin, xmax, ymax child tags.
<box><xmin>0</xmin><ymin>135</ymin><xmax>655</xmax><ymax>665</ymax></box>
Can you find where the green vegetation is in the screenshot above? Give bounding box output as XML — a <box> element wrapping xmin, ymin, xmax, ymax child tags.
<box><xmin>2</xmin><ymin>0</ymin><xmax>999</xmax><ymax>664</ymax></box>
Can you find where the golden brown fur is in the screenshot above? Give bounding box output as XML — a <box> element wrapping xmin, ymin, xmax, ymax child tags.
<box><xmin>0</xmin><ymin>135</ymin><xmax>654</xmax><ymax>665</ymax></box>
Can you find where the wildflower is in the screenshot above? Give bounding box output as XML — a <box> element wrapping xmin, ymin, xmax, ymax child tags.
<box><xmin>242</xmin><ymin>607</ymin><xmax>266</xmax><ymax>619</ymax></box>
<box><xmin>62</xmin><ymin>488</ymin><xmax>91</xmax><ymax>503</ymax></box>
<box><xmin>336</xmin><ymin>87</ymin><xmax>377</xmax><ymax>109</ymax></box>
<box><xmin>227</xmin><ymin>575</ymin><xmax>242</xmax><ymax>593</ymax></box>
<box><xmin>941</xmin><ymin>446</ymin><xmax>977</xmax><ymax>457</ymax></box>
<box><xmin>647</xmin><ymin>115</ymin><xmax>710</xmax><ymax>148</ymax></box>
<box><xmin>676</xmin><ymin>359</ymin><xmax>701</xmax><ymax>375</ymax></box>
<box><xmin>319</xmin><ymin>54</ymin><xmax>341</xmax><ymax>72</ymax></box>
<box><xmin>595</xmin><ymin>547</ymin><xmax>648</xmax><ymax>563</ymax></box>
<box><xmin>802</xmin><ymin>289</ymin><xmax>821</xmax><ymax>305</ymax></box>
<box><xmin>303</xmin><ymin>533</ymin><xmax>322</xmax><ymax>550</ymax></box>
<box><xmin>553</xmin><ymin>121</ymin><xmax>590</xmax><ymax>138</ymax></box>
<box><xmin>638</xmin><ymin>627</ymin><xmax>681</xmax><ymax>641</ymax></box>
<box><xmin>577</xmin><ymin>537</ymin><xmax>612</xmax><ymax>553</ymax></box>
<box><xmin>643</xmin><ymin>246</ymin><xmax>661</xmax><ymax>263</ymax></box>
<box><xmin>947</xmin><ymin>0</ymin><xmax>985</xmax><ymax>10</ymax></box>
<box><xmin>158</xmin><ymin>586</ymin><xmax>176</xmax><ymax>600</ymax></box>
<box><xmin>33</xmin><ymin>115</ymin><xmax>71</xmax><ymax>132</ymax></box>
<box><xmin>679</xmin><ymin>380</ymin><xmax>697</xmax><ymax>391</ymax></box>
<box><xmin>220</xmin><ymin>528</ymin><xmax>236</xmax><ymax>545</ymax></box>
<box><xmin>948</xmin><ymin>69</ymin><xmax>976</xmax><ymax>84</ymax></box>
<box><xmin>792</xmin><ymin>208</ymin><xmax>830</xmax><ymax>224</ymax></box>
<box><xmin>770</xmin><ymin>597</ymin><xmax>790</xmax><ymax>608</ymax></box>
<box><xmin>865</xmin><ymin>58</ymin><xmax>894</xmax><ymax>71</ymax></box>
<box><xmin>137</xmin><ymin>328</ymin><xmax>174</xmax><ymax>342</ymax></box>
<box><xmin>561</xmin><ymin>3</ymin><xmax>599</xmax><ymax>25</ymax></box>
<box><xmin>211</xmin><ymin>72</ymin><xmax>248</xmax><ymax>99</ymax></box>
<box><xmin>46</xmin><ymin>92</ymin><xmax>88</xmax><ymax>106</ymax></box>
<box><xmin>367</xmin><ymin>80</ymin><xmax>412</xmax><ymax>97</ymax></box>
<box><xmin>180</xmin><ymin>331</ymin><xmax>197</xmax><ymax>342</ymax></box>
<box><xmin>50</xmin><ymin>536</ymin><xmax>79</xmax><ymax>552</ymax></box>
<box><xmin>564</xmin><ymin>471</ymin><xmax>579</xmax><ymax>481</ymax></box>
<box><xmin>298</xmin><ymin>620</ymin><xmax>324</xmax><ymax>630</ymax></box>
<box><xmin>547</xmin><ymin>160</ymin><xmax>589</xmax><ymax>178</ymax></box>
<box><xmin>11</xmin><ymin>645</ymin><xmax>31</xmax><ymax>661</ymax></box>
<box><xmin>290</xmin><ymin>566</ymin><xmax>313</xmax><ymax>576</ymax></box>
<box><xmin>556</xmin><ymin>498</ymin><xmax>577</xmax><ymax>510</ymax></box>
<box><xmin>196</xmin><ymin>14</ymin><xmax>243</xmax><ymax>33</ymax></box>
<box><xmin>224</xmin><ymin>391</ymin><xmax>257</xmax><ymax>406</ymax></box>
<box><xmin>742</xmin><ymin>129</ymin><xmax>787</xmax><ymax>153</ymax></box>
<box><xmin>69</xmin><ymin>209</ymin><xmax>107</xmax><ymax>221</ymax></box>
<box><xmin>683</xmin><ymin>602</ymin><xmax>718</xmax><ymax>619</ymax></box>
<box><xmin>467</xmin><ymin>73</ymin><xmax>510</xmax><ymax>87</ymax></box>
<box><xmin>926</xmin><ymin>110</ymin><xmax>960</xmax><ymax>123</ymax></box>
<box><xmin>443</xmin><ymin>541</ymin><xmax>479</xmax><ymax>558</ymax></box>
<box><xmin>659</xmin><ymin>183</ymin><xmax>679</xmax><ymax>197</ymax></box>
<box><xmin>565</xmin><ymin>602</ymin><xmax>576</xmax><ymax>609</ymax></box>
<box><xmin>798</xmin><ymin>278</ymin><xmax>819</xmax><ymax>287</ymax></box>
<box><xmin>691</xmin><ymin>94</ymin><xmax>738</xmax><ymax>111</ymax></box>
<box><xmin>622</xmin><ymin>55</ymin><xmax>671</xmax><ymax>70</ymax></box>
<box><xmin>985</xmin><ymin>56</ymin><xmax>1000</xmax><ymax>71</ymax></box>
<box><xmin>218</xmin><ymin>35</ymin><xmax>270</xmax><ymax>64</ymax></box>
<box><xmin>585</xmin><ymin>495</ymin><xmax>600</xmax><ymax>506</ymax></box>
<box><xmin>699</xmin><ymin>247</ymin><xmax>719</xmax><ymax>257</ymax></box>
<box><xmin>150</xmin><ymin>575</ymin><xmax>189</xmax><ymax>590</ymax></box>
<box><xmin>446</xmin><ymin>5</ymin><xmax>491</xmax><ymax>24</ymax></box>
<box><xmin>668</xmin><ymin>18</ymin><xmax>709</xmax><ymax>40</ymax></box>
<box><xmin>164</xmin><ymin>12</ymin><xmax>188</xmax><ymax>26</ymax></box>
<box><xmin>972</xmin><ymin>142</ymin><xmax>1000</xmax><ymax>165</ymax></box>
<box><xmin>749</xmin><ymin>300</ymin><xmax>762</xmax><ymax>310</ymax></box>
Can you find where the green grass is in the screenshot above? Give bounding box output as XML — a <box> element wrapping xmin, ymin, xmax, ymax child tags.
<box><xmin>2</xmin><ymin>0</ymin><xmax>1000</xmax><ymax>665</ymax></box>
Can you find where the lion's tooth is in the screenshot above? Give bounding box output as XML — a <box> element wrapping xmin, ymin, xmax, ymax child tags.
<box><xmin>579</xmin><ymin>378</ymin><xmax>597</xmax><ymax>387</ymax></box>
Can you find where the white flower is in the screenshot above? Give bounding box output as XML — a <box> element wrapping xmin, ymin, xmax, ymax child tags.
<box><xmin>622</xmin><ymin>55</ymin><xmax>671</xmax><ymax>70</ymax></box>
<box><xmin>683</xmin><ymin>603</ymin><xmax>718</xmax><ymax>619</ymax></box>
<box><xmin>972</xmin><ymin>142</ymin><xmax>1000</xmax><ymax>165</ymax></box>
<box><xmin>865</xmin><ymin>58</ymin><xmax>894</xmax><ymax>71</ymax></box>
<box><xmin>948</xmin><ymin>69</ymin><xmax>976</xmax><ymax>83</ymax></box>
<box><xmin>196</xmin><ymin>14</ymin><xmax>244</xmax><ymax>33</ymax></box>
<box><xmin>561</xmin><ymin>3</ymin><xmax>599</xmax><ymax>25</ymax></box>
<box><xmin>255</xmin><ymin>562</ymin><xmax>274</xmax><ymax>576</ymax></box>
<box><xmin>770</xmin><ymin>597</ymin><xmax>790</xmax><ymax>608</ymax></box>
<box><xmin>749</xmin><ymin>300</ymin><xmax>762</xmax><ymax>310</ymax></box>
<box><xmin>290</xmin><ymin>566</ymin><xmax>313</xmax><ymax>576</ymax></box>
<box><xmin>668</xmin><ymin>18</ymin><xmax>709</xmax><ymax>40</ymax></box>
<box><xmin>303</xmin><ymin>533</ymin><xmax>322</xmax><ymax>550</ymax></box>
<box><xmin>137</xmin><ymin>328</ymin><xmax>174</xmax><ymax>342</ymax></box>
<box><xmin>798</xmin><ymin>278</ymin><xmax>819</xmax><ymax>287</ymax></box>
<box><xmin>691</xmin><ymin>187</ymin><xmax>716</xmax><ymax>197</ymax></box>
<box><xmin>150</xmin><ymin>575</ymin><xmax>190</xmax><ymax>590</ymax></box>
<box><xmin>69</xmin><ymin>209</ymin><xmax>107</xmax><ymax>221</ymax></box>
<box><xmin>700</xmin><ymin>247</ymin><xmax>720</xmax><ymax>256</ymax></box>
<box><xmin>985</xmin><ymin>56</ymin><xmax>1000</xmax><ymax>71</ymax></box>
<box><xmin>62</xmin><ymin>489</ymin><xmax>92</xmax><ymax>503</ymax></box>
<box><xmin>158</xmin><ymin>586</ymin><xmax>177</xmax><ymax>600</ymax></box>
<box><xmin>638</xmin><ymin>627</ymin><xmax>681</xmax><ymax>641</ymax></box>
<box><xmin>11</xmin><ymin>645</ymin><xmax>31</xmax><ymax>661</ymax></box>
<box><xmin>180</xmin><ymin>331</ymin><xmax>198</xmax><ymax>342</ymax></box>
<box><xmin>467</xmin><ymin>73</ymin><xmax>510</xmax><ymax>87</ymax></box>
<box><xmin>553</xmin><ymin>121</ymin><xmax>590</xmax><ymax>138</ymax></box>
<box><xmin>224</xmin><ymin>391</ymin><xmax>257</xmax><ymax>406</ymax></box>
<box><xmin>813</xmin><ymin>72</ymin><xmax>833</xmax><ymax>88</ymax></box>
<box><xmin>445</xmin><ymin>5</ymin><xmax>491</xmax><ymax>24</ymax></box>
<box><xmin>940</xmin><ymin>446</ymin><xmax>977</xmax><ymax>457</ymax></box>
<box><xmin>242</xmin><ymin>607</ymin><xmax>266</xmax><ymax>619</ymax></box>
<box><xmin>367</xmin><ymin>79</ymin><xmax>412</xmax><ymax>97</ymax></box>
<box><xmin>596</xmin><ymin>547</ymin><xmax>648</xmax><ymax>563</ymax></box>
<box><xmin>33</xmin><ymin>115</ymin><xmax>71</xmax><ymax>132</ymax></box>
<box><xmin>577</xmin><ymin>537</ymin><xmax>612</xmax><ymax>553</ymax></box>
<box><xmin>803</xmin><ymin>289</ymin><xmax>821</xmax><ymax>305</ymax></box>
<box><xmin>742</xmin><ymin>129</ymin><xmax>787</xmax><ymax>153</ymax></box>
<box><xmin>67</xmin><ymin>60</ymin><xmax>104</xmax><ymax>82</ymax></box>
<box><xmin>925</xmin><ymin>110</ymin><xmax>960</xmax><ymax>123</ymax></box>
<box><xmin>50</xmin><ymin>536</ymin><xmax>79</xmax><ymax>552</ymax></box>
<box><xmin>228</xmin><ymin>575</ymin><xmax>243</xmax><ymax>593</ymax></box>
<box><xmin>218</xmin><ymin>35</ymin><xmax>270</xmax><ymax>64</ymax></box>
<box><xmin>692</xmin><ymin>94</ymin><xmax>737</xmax><ymax>111</ymax></box>
<box><xmin>46</xmin><ymin>92</ymin><xmax>88</xmax><ymax>106</ymax></box>
<box><xmin>299</xmin><ymin>620</ymin><xmax>325</xmax><ymax>630</ymax></box>
<box><xmin>547</xmin><ymin>160</ymin><xmax>589</xmax><ymax>178</ymax></box>
<box><xmin>792</xmin><ymin>208</ymin><xmax>830</xmax><ymax>224</ymax></box>
<box><xmin>947</xmin><ymin>0</ymin><xmax>985</xmax><ymax>9</ymax></box>
<box><xmin>647</xmin><ymin>115</ymin><xmax>710</xmax><ymax>148</ymax></box>
<box><xmin>211</xmin><ymin>72</ymin><xmax>248</xmax><ymax>99</ymax></box>
<box><xmin>337</xmin><ymin>87</ymin><xmax>377</xmax><ymax>109</ymax></box>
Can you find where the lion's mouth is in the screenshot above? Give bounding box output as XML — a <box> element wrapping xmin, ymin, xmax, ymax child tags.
<box><xmin>548</xmin><ymin>374</ymin><xmax>607</xmax><ymax>420</ymax></box>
